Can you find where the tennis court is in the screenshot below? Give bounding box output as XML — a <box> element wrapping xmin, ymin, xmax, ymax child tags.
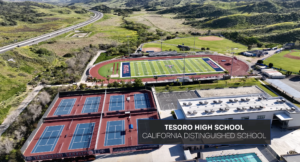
<box><xmin>32</xmin><ymin>125</ymin><xmax>64</xmax><ymax>153</ymax></box>
<box><xmin>134</xmin><ymin>93</ymin><xmax>151</xmax><ymax>109</ymax></box>
<box><xmin>104</xmin><ymin>120</ymin><xmax>125</xmax><ymax>146</ymax></box>
<box><xmin>81</xmin><ymin>97</ymin><xmax>101</xmax><ymax>113</ymax></box>
<box><xmin>69</xmin><ymin>123</ymin><xmax>95</xmax><ymax>150</ymax></box>
<box><xmin>109</xmin><ymin>95</ymin><xmax>124</xmax><ymax>111</ymax></box>
<box><xmin>54</xmin><ymin>98</ymin><xmax>76</xmax><ymax>116</ymax></box>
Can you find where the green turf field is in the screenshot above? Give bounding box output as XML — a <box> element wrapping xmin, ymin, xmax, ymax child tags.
<box><xmin>264</xmin><ymin>50</ymin><xmax>300</xmax><ymax>73</ymax></box>
<box><xmin>120</xmin><ymin>57</ymin><xmax>225</xmax><ymax>78</ymax></box>
<box><xmin>143</xmin><ymin>36</ymin><xmax>248</xmax><ymax>54</ymax></box>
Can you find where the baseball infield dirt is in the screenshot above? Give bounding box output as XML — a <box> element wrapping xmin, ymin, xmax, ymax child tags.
<box><xmin>142</xmin><ymin>47</ymin><xmax>161</xmax><ymax>52</ymax></box>
<box><xmin>284</xmin><ymin>50</ymin><xmax>300</xmax><ymax>60</ymax></box>
<box><xmin>199</xmin><ymin>36</ymin><xmax>223</xmax><ymax>41</ymax></box>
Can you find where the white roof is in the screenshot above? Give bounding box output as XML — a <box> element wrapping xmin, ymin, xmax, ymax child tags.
<box><xmin>178</xmin><ymin>95</ymin><xmax>299</xmax><ymax>118</ymax></box>
<box><xmin>275</xmin><ymin>113</ymin><xmax>293</xmax><ymax>121</ymax></box>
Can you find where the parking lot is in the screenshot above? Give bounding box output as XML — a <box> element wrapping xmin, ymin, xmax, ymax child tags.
<box><xmin>156</xmin><ymin>91</ymin><xmax>199</xmax><ymax>110</ymax></box>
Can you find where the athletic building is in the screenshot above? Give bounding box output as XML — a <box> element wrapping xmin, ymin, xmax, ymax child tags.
<box><xmin>21</xmin><ymin>89</ymin><xmax>159</xmax><ymax>161</ymax></box>
<box><xmin>175</xmin><ymin>94</ymin><xmax>300</xmax><ymax>129</ymax></box>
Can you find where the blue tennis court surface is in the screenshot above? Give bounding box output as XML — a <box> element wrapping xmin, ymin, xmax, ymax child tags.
<box><xmin>54</xmin><ymin>98</ymin><xmax>76</xmax><ymax>116</ymax></box>
<box><xmin>81</xmin><ymin>97</ymin><xmax>101</xmax><ymax>113</ymax></box>
<box><xmin>32</xmin><ymin>125</ymin><xmax>64</xmax><ymax>153</ymax></box>
<box><xmin>267</xmin><ymin>79</ymin><xmax>300</xmax><ymax>98</ymax></box>
<box><xmin>109</xmin><ymin>95</ymin><xmax>124</xmax><ymax>111</ymax></box>
<box><xmin>69</xmin><ymin>123</ymin><xmax>95</xmax><ymax>150</ymax></box>
<box><xmin>134</xmin><ymin>93</ymin><xmax>151</xmax><ymax>109</ymax></box>
<box><xmin>104</xmin><ymin>120</ymin><xmax>125</xmax><ymax>146</ymax></box>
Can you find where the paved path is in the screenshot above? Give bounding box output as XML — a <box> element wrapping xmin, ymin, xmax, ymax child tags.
<box><xmin>80</xmin><ymin>50</ymin><xmax>106</xmax><ymax>83</ymax></box>
<box><xmin>0</xmin><ymin>85</ymin><xmax>44</xmax><ymax>136</ymax></box>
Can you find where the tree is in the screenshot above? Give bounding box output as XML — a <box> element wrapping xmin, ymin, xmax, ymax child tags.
<box><xmin>14</xmin><ymin>130</ymin><xmax>23</xmax><ymax>141</ymax></box>
<box><xmin>113</xmin><ymin>81</ymin><xmax>120</xmax><ymax>88</ymax></box>
<box><xmin>269</xmin><ymin>63</ymin><xmax>273</xmax><ymax>68</ymax></box>
<box><xmin>106</xmin><ymin>76</ymin><xmax>110</xmax><ymax>83</ymax></box>
<box><xmin>93</xmin><ymin>77</ymin><xmax>97</xmax><ymax>84</ymax></box>
<box><xmin>198</xmin><ymin>80</ymin><xmax>201</xmax><ymax>88</ymax></box>
<box><xmin>79</xmin><ymin>83</ymin><xmax>87</xmax><ymax>90</ymax></box>
<box><xmin>256</xmin><ymin>60</ymin><xmax>263</xmax><ymax>64</ymax></box>
<box><xmin>2</xmin><ymin>137</ymin><xmax>13</xmax><ymax>154</ymax></box>
<box><xmin>165</xmin><ymin>85</ymin><xmax>169</xmax><ymax>90</ymax></box>
<box><xmin>133</xmin><ymin>78</ymin><xmax>144</xmax><ymax>87</ymax></box>
<box><xmin>154</xmin><ymin>76</ymin><xmax>158</xmax><ymax>82</ymax></box>
<box><xmin>38</xmin><ymin>91</ymin><xmax>50</xmax><ymax>106</ymax></box>
<box><xmin>120</xmin><ymin>80</ymin><xmax>125</xmax><ymax>88</ymax></box>
<box><xmin>107</xmin><ymin>83</ymin><xmax>113</xmax><ymax>88</ymax></box>
<box><xmin>126</xmin><ymin>81</ymin><xmax>133</xmax><ymax>88</ymax></box>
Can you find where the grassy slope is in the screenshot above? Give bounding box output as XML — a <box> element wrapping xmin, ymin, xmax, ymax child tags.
<box><xmin>40</xmin><ymin>14</ymin><xmax>138</xmax><ymax>56</ymax></box>
<box><xmin>144</xmin><ymin>37</ymin><xmax>247</xmax><ymax>54</ymax></box>
<box><xmin>0</xmin><ymin>46</ymin><xmax>59</xmax><ymax>123</ymax></box>
<box><xmin>0</xmin><ymin>6</ymin><xmax>92</xmax><ymax>47</ymax></box>
<box><xmin>264</xmin><ymin>50</ymin><xmax>300</xmax><ymax>73</ymax></box>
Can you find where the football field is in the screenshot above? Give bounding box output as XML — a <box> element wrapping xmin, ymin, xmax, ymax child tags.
<box><xmin>121</xmin><ymin>57</ymin><xmax>225</xmax><ymax>78</ymax></box>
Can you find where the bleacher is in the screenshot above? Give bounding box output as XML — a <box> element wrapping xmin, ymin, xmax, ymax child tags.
<box><xmin>149</xmin><ymin>51</ymin><xmax>182</xmax><ymax>57</ymax></box>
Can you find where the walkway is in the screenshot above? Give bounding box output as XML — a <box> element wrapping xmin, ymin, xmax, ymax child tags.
<box><xmin>0</xmin><ymin>85</ymin><xmax>44</xmax><ymax>136</ymax></box>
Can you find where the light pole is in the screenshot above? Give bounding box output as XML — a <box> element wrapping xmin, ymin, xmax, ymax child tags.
<box><xmin>161</xmin><ymin>41</ymin><xmax>163</xmax><ymax>52</ymax></box>
<box><xmin>127</xmin><ymin>36</ymin><xmax>131</xmax><ymax>82</ymax></box>
<box><xmin>182</xmin><ymin>53</ymin><xmax>186</xmax><ymax>85</ymax></box>
<box><xmin>194</xmin><ymin>36</ymin><xmax>195</xmax><ymax>52</ymax></box>
<box><xmin>230</xmin><ymin>48</ymin><xmax>238</xmax><ymax>76</ymax></box>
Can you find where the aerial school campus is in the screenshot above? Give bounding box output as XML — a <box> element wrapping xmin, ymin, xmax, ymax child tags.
<box><xmin>2</xmin><ymin>1</ymin><xmax>300</xmax><ymax>162</ymax></box>
<box><xmin>19</xmin><ymin>35</ymin><xmax>300</xmax><ymax>162</ymax></box>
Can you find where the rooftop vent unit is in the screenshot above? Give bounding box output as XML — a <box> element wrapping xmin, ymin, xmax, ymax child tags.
<box><xmin>237</xmin><ymin>107</ymin><xmax>241</xmax><ymax>111</ymax></box>
<box><xmin>229</xmin><ymin>99</ymin><xmax>233</xmax><ymax>102</ymax></box>
<box><xmin>219</xmin><ymin>108</ymin><xmax>224</xmax><ymax>111</ymax></box>
<box><xmin>262</xmin><ymin>96</ymin><xmax>267</xmax><ymax>99</ymax></box>
<box><xmin>249</xmin><ymin>106</ymin><xmax>254</xmax><ymax>109</ymax></box>
<box><xmin>281</xmin><ymin>99</ymin><xmax>286</xmax><ymax>102</ymax></box>
<box><xmin>241</xmin><ymin>98</ymin><xmax>246</xmax><ymax>102</ymax></box>
<box><xmin>205</xmin><ymin>110</ymin><xmax>209</xmax><ymax>113</ymax></box>
<box><xmin>218</xmin><ymin>100</ymin><xmax>223</xmax><ymax>104</ymax></box>
<box><xmin>225</xmin><ymin>108</ymin><xmax>229</xmax><ymax>111</ymax></box>
<box><xmin>204</xmin><ymin>101</ymin><xmax>208</xmax><ymax>105</ymax></box>
<box><xmin>193</xmin><ymin>110</ymin><xmax>197</xmax><ymax>114</ymax></box>
<box><xmin>199</xmin><ymin>101</ymin><xmax>203</xmax><ymax>105</ymax></box>
<box><xmin>234</xmin><ymin>99</ymin><xmax>239</xmax><ymax>102</ymax></box>
<box><xmin>258</xmin><ymin>97</ymin><xmax>262</xmax><ymax>100</ymax></box>
<box><xmin>260</xmin><ymin>106</ymin><xmax>265</xmax><ymax>109</ymax></box>
<box><xmin>246</xmin><ymin>98</ymin><xmax>250</xmax><ymax>101</ymax></box>
<box><xmin>183</xmin><ymin>103</ymin><xmax>187</xmax><ymax>106</ymax></box>
<box><xmin>255</xmin><ymin>106</ymin><xmax>260</xmax><ymax>109</ymax></box>
<box><xmin>291</xmin><ymin>107</ymin><xmax>296</xmax><ymax>111</ymax></box>
<box><xmin>210</xmin><ymin>109</ymin><xmax>215</xmax><ymax>113</ymax></box>
<box><xmin>242</xmin><ymin>107</ymin><xmax>247</xmax><ymax>110</ymax></box>
<box><xmin>188</xmin><ymin>102</ymin><xmax>192</xmax><ymax>106</ymax></box>
<box><xmin>213</xmin><ymin>100</ymin><xmax>218</xmax><ymax>104</ymax></box>
<box><xmin>187</xmin><ymin>111</ymin><xmax>192</xmax><ymax>115</ymax></box>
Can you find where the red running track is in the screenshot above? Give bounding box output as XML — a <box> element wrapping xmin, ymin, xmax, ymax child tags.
<box><xmin>90</xmin><ymin>55</ymin><xmax>249</xmax><ymax>83</ymax></box>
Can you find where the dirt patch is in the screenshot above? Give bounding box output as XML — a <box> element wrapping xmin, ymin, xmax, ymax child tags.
<box><xmin>142</xmin><ymin>47</ymin><xmax>161</xmax><ymax>52</ymax></box>
<box><xmin>284</xmin><ymin>50</ymin><xmax>300</xmax><ymax>60</ymax></box>
<box><xmin>199</xmin><ymin>36</ymin><xmax>223</xmax><ymax>41</ymax></box>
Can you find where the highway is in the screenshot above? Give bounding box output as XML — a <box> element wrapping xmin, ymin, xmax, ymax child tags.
<box><xmin>0</xmin><ymin>10</ymin><xmax>103</xmax><ymax>54</ymax></box>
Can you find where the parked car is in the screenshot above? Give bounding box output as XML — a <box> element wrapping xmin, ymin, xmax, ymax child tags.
<box><xmin>272</xmin><ymin>47</ymin><xmax>278</xmax><ymax>50</ymax></box>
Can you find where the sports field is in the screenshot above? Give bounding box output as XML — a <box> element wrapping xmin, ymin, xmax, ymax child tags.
<box><xmin>264</xmin><ymin>50</ymin><xmax>300</xmax><ymax>73</ymax></box>
<box><xmin>121</xmin><ymin>57</ymin><xmax>225</xmax><ymax>78</ymax></box>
